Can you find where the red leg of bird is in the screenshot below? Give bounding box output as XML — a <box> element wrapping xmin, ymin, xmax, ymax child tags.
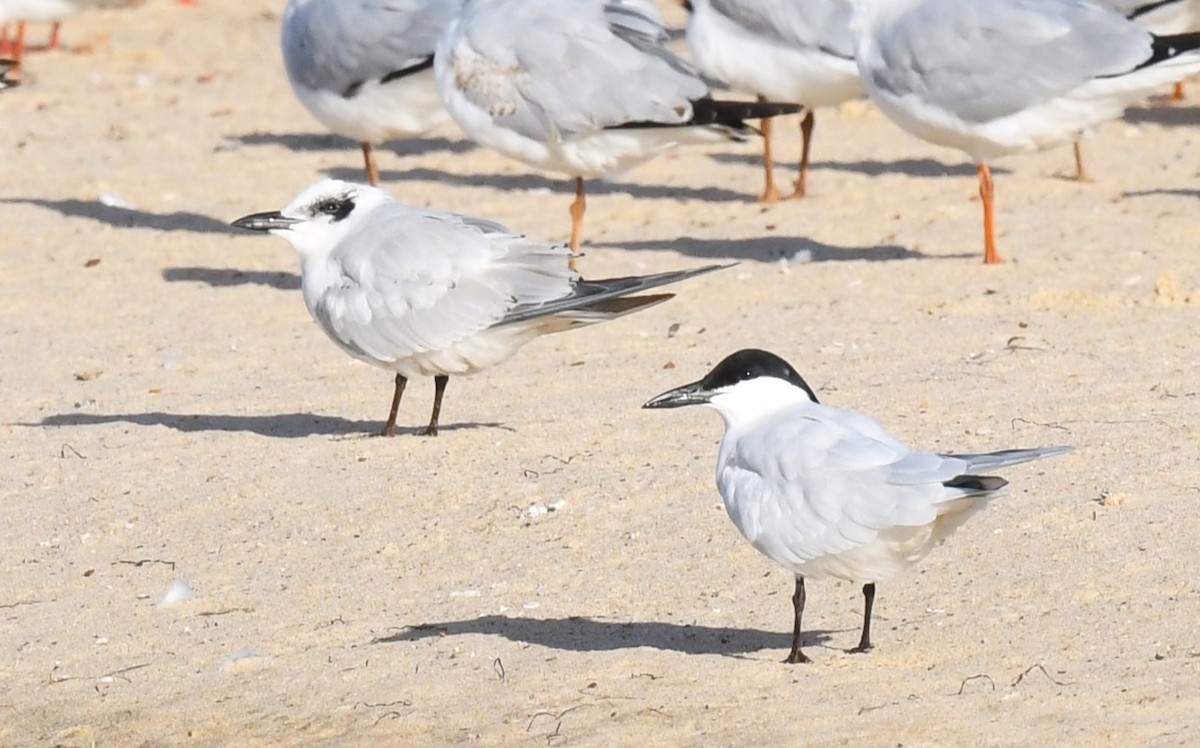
<box><xmin>361</xmin><ymin>142</ymin><xmax>380</xmax><ymax>186</ymax></box>
<box><xmin>790</xmin><ymin>110</ymin><xmax>815</xmax><ymax>199</ymax></box>
<box><xmin>1170</xmin><ymin>81</ymin><xmax>1186</xmax><ymax>103</ymax></box>
<box><xmin>48</xmin><ymin>22</ymin><xmax>61</xmax><ymax>51</ymax></box>
<box><xmin>12</xmin><ymin>22</ymin><xmax>25</xmax><ymax>77</ymax></box>
<box><xmin>568</xmin><ymin>177</ymin><xmax>585</xmax><ymax>269</ymax></box>
<box><xmin>420</xmin><ymin>375</ymin><xmax>449</xmax><ymax>437</ymax></box>
<box><xmin>0</xmin><ymin>25</ymin><xmax>12</xmax><ymax>57</ymax></box>
<box><xmin>978</xmin><ymin>163</ymin><xmax>1002</xmax><ymax>265</ymax></box>
<box><xmin>758</xmin><ymin>116</ymin><xmax>781</xmax><ymax>203</ymax></box>
<box><xmin>381</xmin><ymin>374</ymin><xmax>406</xmax><ymax>437</ymax></box>
<box><xmin>1072</xmin><ymin>142</ymin><xmax>1090</xmax><ymax>183</ymax></box>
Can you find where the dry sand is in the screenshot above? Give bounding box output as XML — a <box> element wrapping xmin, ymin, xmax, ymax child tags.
<box><xmin>2</xmin><ymin>2</ymin><xmax>1199</xmax><ymax>745</ymax></box>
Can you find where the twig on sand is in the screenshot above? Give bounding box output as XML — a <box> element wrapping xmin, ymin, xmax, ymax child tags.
<box><xmin>956</xmin><ymin>674</ymin><xmax>996</xmax><ymax>695</ymax></box>
<box><xmin>1012</xmin><ymin>663</ymin><xmax>1070</xmax><ymax>688</ymax></box>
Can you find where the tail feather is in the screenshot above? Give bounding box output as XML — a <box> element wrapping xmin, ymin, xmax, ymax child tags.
<box><xmin>1138</xmin><ymin>31</ymin><xmax>1200</xmax><ymax>71</ymax></box>
<box><xmin>497</xmin><ymin>263</ymin><xmax>733</xmax><ymax>327</ymax></box>
<box><xmin>689</xmin><ymin>97</ymin><xmax>804</xmax><ymax>126</ymax></box>
<box><xmin>607</xmin><ymin>98</ymin><xmax>803</xmax><ymax>138</ymax></box>
<box><xmin>944</xmin><ymin>446</ymin><xmax>1074</xmax><ymax>473</ymax></box>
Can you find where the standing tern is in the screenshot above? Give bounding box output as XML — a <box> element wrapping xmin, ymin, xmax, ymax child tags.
<box><xmin>232</xmin><ymin>179</ymin><xmax>730</xmax><ymax>437</ymax></box>
<box><xmin>280</xmin><ymin>0</ymin><xmax>463</xmax><ymax>186</ymax></box>
<box><xmin>679</xmin><ymin>0</ymin><xmax>862</xmax><ymax>202</ymax></box>
<box><xmin>1100</xmin><ymin>0</ymin><xmax>1200</xmax><ymax>99</ymax></box>
<box><xmin>645</xmin><ymin>349</ymin><xmax>1071</xmax><ymax>663</ymax></box>
<box><xmin>849</xmin><ymin>0</ymin><xmax>1200</xmax><ymax>264</ymax></box>
<box><xmin>0</xmin><ymin>0</ymin><xmax>130</xmax><ymax>76</ymax></box>
<box><xmin>434</xmin><ymin>0</ymin><xmax>801</xmax><ymax>254</ymax></box>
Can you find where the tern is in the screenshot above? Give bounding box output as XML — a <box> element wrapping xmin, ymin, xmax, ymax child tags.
<box><xmin>434</xmin><ymin>0</ymin><xmax>801</xmax><ymax>253</ymax></box>
<box><xmin>645</xmin><ymin>348</ymin><xmax>1071</xmax><ymax>662</ymax></box>
<box><xmin>280</xmin><ymin>0</ymin><xmax>464</xmax><ymax>186</ymax></box>
<box><xmin>848</xmin><ymin>0</ymin><xmax>1200</xmax><ymax>264</ymax></box>
<box><xmin>678</xmin><ymin>0</ymin><xmax>862</xmax><ymax>202</ymax></box>
<box><xmin>232</xmin><ymin>179</ymin><xmax>729</xmax><ymax>436</ymax></box>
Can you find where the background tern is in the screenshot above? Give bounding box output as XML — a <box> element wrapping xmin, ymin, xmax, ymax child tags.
<box><xmin>645</xmin><ymin>348</ymin><xmax>1071</xmax><ymax>663</ymax></box>
<box><xmin>849</xmin><ymin>0</ymin><xmax>1200</xmax><ymax>264</ymax></box>
<box><xmin>232</xmin><ymin>179</ymin><xmax>729</xmax><ymax>437</ymax></box>
<box><xmin>679</xmin><ymin>0</ymin><xmax>862</xmax><ymax>202</ymax></box>
<box><xmin>280</xmin><ymin>0</ymin><xmax>463</xmax><ymax>186</ymax></box>
<box><xmin>434</xmin><ymin>0</ymin><xmax>801</xmax><ymax>254</ymax></box>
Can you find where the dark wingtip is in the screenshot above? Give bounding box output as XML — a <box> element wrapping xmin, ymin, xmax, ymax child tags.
<box><xmin>943</xmin><ymin>475</ymin><xmax>1009</xmax><ymax>492</ymax></box>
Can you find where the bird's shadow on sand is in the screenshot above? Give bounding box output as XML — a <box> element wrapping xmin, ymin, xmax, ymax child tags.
<box><xmin>591</xmin><ymin>236</ymin><xmax>972</xmax><ymax>263</ymax></box>
<box><xmin>704</xmin><ymin>154</ymin><xmax>1007</xmax><ymax>179</ymax></box>
<box><xmin>31</xmin><ymin>412</ymin><xmax>509</xmax><ymax>439</ymax></box>
<box><xmin>326</xmin><ymin>166</ymin><xmax>754</xmax><ymax>204</ymax></box>
<box><xmin>1122</xmin><ymin>104</ymin><xmax>1200</xmax><ymax>128</ymax></box>
<box><xmin>162</xmin><ymin>266</ymin><xmax>301</xmax><ymax>290</ymax></box>
<box><xmin>373</xmin><ymin>615</ymin><xmax>833</xmax><ymax>658</ymax></box>
<box><xmin>0</xmin><ymin>197</ymin><xmax>238</xmax><ymax>235</ymax></box>
<box><xmin>1122</xmin><ymin>188</ymin><xmax>1200</xmax><ymax>200</ymax></box>
<box><xmin>229</xmin><ymin>132</ymin><xmax>478</xmax><ymax>157</ymax></box>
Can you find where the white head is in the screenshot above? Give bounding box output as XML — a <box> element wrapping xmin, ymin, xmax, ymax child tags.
<box><xmin>643</xmin><ymin>349</ymin><xmax>819</xmax><ymax>430</ymax></box>
<box><xmin>231</xmin><ymin>179</ymin><xmax>393</xmax><ymax>258</ymax></box>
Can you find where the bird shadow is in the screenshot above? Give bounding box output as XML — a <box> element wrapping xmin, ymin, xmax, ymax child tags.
<box><xmin>326</xmin><ymin>166</ymin><xmax>754</xmax><ymax>204</ymax></box>
<box><xmin>162</xmin><ymin>266</ymin><xmax>300</xmax><ymax>290</ymax></box>
<box><xmin>1122</xmin><ymin>188</ymin><xmax>1200</xmax><ymax>200</ymax></box>
<box><xmin>373</xmin><ymin>614</ymin><xmax>832</xmax><ymax>658</ymax></box>
<box><xmin>230</xmin><ymin>132</ymin><xmax>478</xmax><ymax>156</ymax></box>
<box><xmin>704</xmin><ymin>154</ymin><xmax>1005</xmax><ymax>179</ymax></box>
<box><xmin>30</xmin><ymin>412</ymin><xmax>508</xmax><ymax>439</ymax></box>
<box><xmin>1122</xmin><ymin>104</ymin><xmax>1200</xmax><ymax>128</ymax></box>
<box><xmin>0</xmin><ymin>197</ymin><xmax>239</xmax><ymax>235</ymax></box>
<box><xmin>591</xmin><ymin>236</ymin><xmax>972</xmax><ymax>263</ymax></box>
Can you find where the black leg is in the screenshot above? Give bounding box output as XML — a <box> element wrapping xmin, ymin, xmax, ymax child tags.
<box><xmin>381</xmin><ymin>374</ymin><xmax>406</xmax><ymax>437</ymax></box>
<box><xmin>785</xmin><ymin>576</ymin><xmax>812</xmax><ymax>664</ymax></box>
<box><xmin>421</xmin><ymin>375</ymin><xmax>449</xmax><ymax>437</ymax></box>
<box><xmin>849</xmin><ymin>583</ymin><xmax>876</xmax><ymax>654</ymax></box>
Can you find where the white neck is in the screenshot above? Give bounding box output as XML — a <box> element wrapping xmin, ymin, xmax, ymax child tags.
<box><xmin>706</xmin><ymin>377</ymin><xmax>816</xmax><ymax>433</ymax></box>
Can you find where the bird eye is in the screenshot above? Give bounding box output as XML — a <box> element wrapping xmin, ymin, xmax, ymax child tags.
<box><xmin>317</xmin><ymin>200</ymin><xmax>343</xmax><ymax>215</ymax></box>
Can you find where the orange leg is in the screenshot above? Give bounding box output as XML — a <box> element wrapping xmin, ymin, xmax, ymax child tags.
<box><xmin>1072</xmin><ymin>141</ymin><xmax>1090</xmax><ymax>183</ymax></box>
<box><xmin>790</xmin><ymin>110</ymin><xmax>814</xmax><ymax>199</ymax></box>
<box><xmin>0</xmin><ymin>25</ymin><xmax>11</xmax><ymax>57</ymax></box>
<box><xmin>361</xmin><ymin>142</ymin><xmax>380</xmax><ymax>186</ymax></box>
<box><xmin>11</xmin><ymin>22</ymin><xmax>25</xmax><ymax>77</ymax></box>
<box><xmin>1170</xmin><ymin>81</ymin><xmax>1186</xmax><ymax>103</ymax></box>
<box><xmin>48</xmin><ymin>22</ymin><xmax>61</xmax><ymax>51</ymax></box>
<box><xmin>759</xmin><ymin>116</ymin><xmax>782</xmax><ymax>203</ymax></box>
<box><xmin>568</xmin><ymin>176</ymin><xmax>586</xmax><ymax>256</ymax></box>
<box><xmin>978</xmin><ymin>163</ymin><xmax>1002</xmax><ymax>265</ymax></box>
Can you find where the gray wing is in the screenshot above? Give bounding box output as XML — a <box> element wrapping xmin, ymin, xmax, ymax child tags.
<box><xmin>710</xmin><ymin>0</ymin><xmax>855</xmax><ymax>59</ymax></box>
<box><xmin>443</xmin><ymin>0</ymin><xmax>709</xmax><ymax>141</ymax></box>
<box><xmin>869</xmin><ymin>0</ymin><xmax>1155</xmax><ymax>122</ymax></box>
<box><xmin>282</xmin><ymin>0</ymin><xmax>462</xmax><ymax>94</ymax></box>
<box><xmin>311</xmin><ymin>205</ymin><xmax>575</xmax><ymax>362</ymax></box>
<box><xmin>724</xmin><ymin>405</ymin><xmax>1067</xmax><ymax>564</ymax></box>
<box><xmin>943</xmin><ymin>446</ymin><xmax>1074</xmax><ymax>473</ymax></box>
<box><xmin>497</xmin><ymin>264</ymin><xmax>731</xmax><ymax>326</ymax></box>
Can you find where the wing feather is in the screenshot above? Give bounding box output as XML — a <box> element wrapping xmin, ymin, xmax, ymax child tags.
<box><xmin>868</xmin><ymin>0</ymin><xmax>1154</xmax><ymax>123</ymax></box>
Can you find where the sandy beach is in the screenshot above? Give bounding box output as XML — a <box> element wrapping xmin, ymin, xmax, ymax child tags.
<box><xmin>2</xmin><ymin>2</ymin><xmax>1199</xmax><ymax>745</ymax></box>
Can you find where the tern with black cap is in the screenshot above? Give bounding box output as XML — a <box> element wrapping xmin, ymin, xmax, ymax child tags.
<box><xmin>645</xmin><ymin>348</ymin><xmax>1071</xmax><ymax>663</ymax></box>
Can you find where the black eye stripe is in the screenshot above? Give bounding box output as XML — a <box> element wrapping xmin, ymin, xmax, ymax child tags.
<box><xmin>314</xmin><ymin>197</ymin><xmax>355</xmax><ymax>222</ymax></box>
